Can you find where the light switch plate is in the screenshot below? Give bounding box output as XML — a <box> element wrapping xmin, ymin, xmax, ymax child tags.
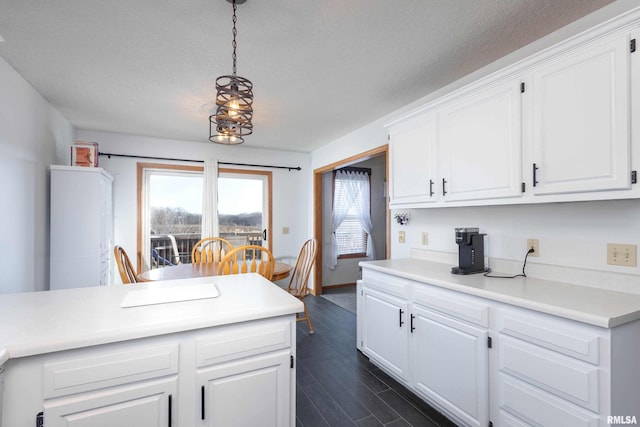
<box><xmin>399</xmin><ymin>231</ymin><xmax>405</xmax><ymax>243</ymax></box>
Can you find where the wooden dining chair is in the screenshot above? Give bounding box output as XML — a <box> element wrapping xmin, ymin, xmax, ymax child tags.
<box><xmin>286</xmin><ymin>239</ymin><xmax>318</xmax><ymax>334</ymax></box>
<box><xmin>191</xmin><ymin>237</ymin><xmax>233</xmax><ymax>264</ymax></box>
<box><xmin>218</xmin><ymin>245</ymin><xmax>275</xmax><ymax>280</ymax></box>
<box><xmin>114</xmin><ymin>246</ymin><xmax>146</xmax><ymax>284</ymax></box>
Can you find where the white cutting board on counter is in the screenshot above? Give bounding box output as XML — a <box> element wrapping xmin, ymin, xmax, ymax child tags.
<box><xmin>121</xmin><ymin>283</ymin><xmax>219</xmax><ymax>308</ymax></box>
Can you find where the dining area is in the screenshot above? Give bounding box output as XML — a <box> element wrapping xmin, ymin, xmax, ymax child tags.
<box><xmin>115</xmin><ymin>237</ymin><xmax>318</xmax><ymax>333</ymax></box>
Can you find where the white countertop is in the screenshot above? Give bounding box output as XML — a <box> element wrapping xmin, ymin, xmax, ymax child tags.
<box><xmin>0</xmin><ymin>273</ymin><xmax>303</xmax><ymax>362</ymax></box>
<box><xmin>360</xmin><ymin>258</ymin><xmax>640</xmax><ymax>328</ymax></box>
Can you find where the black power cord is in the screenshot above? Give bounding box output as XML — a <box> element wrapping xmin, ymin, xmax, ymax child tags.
<box><xmin>483</xmin><ymin>247</ymin><xmax>535</xmax><ymax>279</ymax></box>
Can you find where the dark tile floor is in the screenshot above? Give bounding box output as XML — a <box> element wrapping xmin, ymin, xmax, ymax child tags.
<box><xmin>296</xmin><ymin>294</ymin><xmax>458</xmax><ymax>427</ymax></box>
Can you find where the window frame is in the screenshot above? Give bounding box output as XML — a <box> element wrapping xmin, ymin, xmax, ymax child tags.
<box><xmin>332</xmin><ymin>168</ymin><xmax>371</xmax><ymax>259</ymax></box>
<box><xmin>136</xmin><ymin>162</ymin><xmax>272</xmax><ymax>273</ymax></box>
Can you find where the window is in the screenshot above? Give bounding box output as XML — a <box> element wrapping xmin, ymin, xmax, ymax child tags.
<box><xmin>333</xmin><ymin>169</ymin><xmax>371</xmax><ymax>257</ymax></box>
<box><xmin>136</xmin><ymin>163</ymin><xmax>272</xmax><ymax>272</ymax></box>
<box><xmin>217</xmin><ymin>171</ymin><xmax>271</xmax><ymax>248</ymax></box>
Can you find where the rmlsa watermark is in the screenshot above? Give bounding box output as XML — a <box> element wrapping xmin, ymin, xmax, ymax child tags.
<box><xmin>608</xmin><ymin>415</ymin><xmax>638</xmax><ymax>425</ymax></box>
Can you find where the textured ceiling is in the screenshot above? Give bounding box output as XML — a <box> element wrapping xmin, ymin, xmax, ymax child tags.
<box><xmin>0</xmin><ymin>0</ymin><xmax>615</xmax><ymax>152</ymax></box>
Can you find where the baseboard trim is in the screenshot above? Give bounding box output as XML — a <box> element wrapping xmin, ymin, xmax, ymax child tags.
<box><xmin>324</xmin><ymin>283</ymin><xmax>356</xmax><ymax>290</ymax></box>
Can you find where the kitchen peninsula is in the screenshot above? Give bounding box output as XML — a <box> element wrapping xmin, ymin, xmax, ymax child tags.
<box><xmin>0</xmin><ymin>274</ymin><xmax>303</xmax><ymax>427</ymax></box>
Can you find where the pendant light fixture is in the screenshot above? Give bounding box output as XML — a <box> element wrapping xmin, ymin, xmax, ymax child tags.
<box><xmin>210</xmin><ymin>0</ymin><xmax>253</xmax><ymax>145</ymax></box>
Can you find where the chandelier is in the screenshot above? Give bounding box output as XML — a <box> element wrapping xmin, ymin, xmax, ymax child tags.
<box><xmin>209</xmin><ymin>0</ymin><xmax>253</xmax><ymax>145</ymax></box>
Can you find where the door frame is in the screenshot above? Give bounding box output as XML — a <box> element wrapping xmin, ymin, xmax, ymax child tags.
<box><xmin>312</xmin><ymin>144</ymin><xmax>389</xmax><ymax>296</ymax></box>
<box><xmin>136</xmin><ymin>163</ymin><xmax>272</xmax><ymax>273</ymax></box>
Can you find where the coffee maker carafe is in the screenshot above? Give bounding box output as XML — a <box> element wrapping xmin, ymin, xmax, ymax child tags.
<box><xmin>451</xmin><ymin>227</ymin><xmax>488</xmax><ymax>275</ymax></box>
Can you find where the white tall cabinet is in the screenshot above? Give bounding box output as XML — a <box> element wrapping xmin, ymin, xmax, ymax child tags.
<box><xmin>50</xmin><ymin>166</ymin><xmax>113</xmax><ymax>290</ymax></box>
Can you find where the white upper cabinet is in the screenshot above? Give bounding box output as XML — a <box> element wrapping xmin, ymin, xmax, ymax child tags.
<box><xmin>388</xmin><ymin>110</ymin><xmax>438</xmax><ymax>206</ymax></box>
<box><xmin>530</xmin><ymin>34</ymin><xmax>631</xmax><ymax>195</ymax></box>
<box><xmin>386</xmin><ymin>10</ymin><xmax>640</xmax><ymax>209</ymax></box>
<box><xmin>440</xmin><ymin>79</ymin><xmax>523</xmax><ymax>202</ymax></box>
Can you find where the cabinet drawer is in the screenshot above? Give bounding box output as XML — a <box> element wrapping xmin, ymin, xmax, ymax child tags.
<box><xmin>44</xmin><ymin>344</ymin><xmax>179</xmax><ymax>398</ymax></box>
<box><xmin>499</xmin><ymin>410</ymin><xmax>531</xmax><ymax>427</ymax></box>
<box><xmin>196</xmin><ymin>318</ymin><xmax>292</xmax><ymax>368</ymax></box>
<box><xmin>361</xmin><ymin>270</ymin><xmax>411</xmax><ymax>300</ymax></box>
<box><xmin>413</xmin><ymin>283</ymin><xmax>489</xmax><ymax>328</ymax></box>
<box><xmin>499</xmin><ymin>309</ymin><xmax>600</xmax><ymax>363</ymax></box>
<box><xmin>499</xmin><ymin>337</ymin><xmax>599</xmax><ymax>412</ymax></box>
<box><xmin>499</xmin><ymin>374</ymin><xmax>599</xmax><ymax>427</ymax></box>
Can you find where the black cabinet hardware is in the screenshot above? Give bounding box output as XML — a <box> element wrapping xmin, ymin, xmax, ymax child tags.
<box><xmin>201</xmin><ymin>386</ymin><xmax>206</xmax><ymax>420</ymax></box>
<box><xmin>442</xmin><ymin>178</ymin><xmax>448</xmax><ymax>196</ymax></box>
<box><xmin>168</xmin><ymin>394</ymin><xmax>173</xmax><ymax>427</ymax></box>
<box><xmin>399</xmin><ymin>309</ymin><xmax>404</xmax><ymax>327</ymax></box>
<box><xmin>532</xmin><ymin>163</ymin><xmax>539</xmax><ymax>187</ymax></box>
<box><xmin>429</xmin><ymin>179</ymin><xmax>434</xmax><ymax>197</ymax></box>
<box><xmin>410</xmin><ymin>314</ymin><xmax>416</xmax><ymax>333</ymax></box>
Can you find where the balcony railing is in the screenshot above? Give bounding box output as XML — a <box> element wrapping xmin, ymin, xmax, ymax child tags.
<box><xmin>150</xmin><ymin>232</ymin><xmax>263</xmax><ymax>269</ymax></box>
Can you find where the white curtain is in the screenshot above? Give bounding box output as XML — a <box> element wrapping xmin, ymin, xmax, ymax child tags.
<box><xmin>201</xmin><ymin>157</ymin><xmax>219</xmax><ymax>238</ymax></box>
<box><xmin>328</xmin><ymin>170</ymin><xmax>376</xmax><ymax>270</ymax></box>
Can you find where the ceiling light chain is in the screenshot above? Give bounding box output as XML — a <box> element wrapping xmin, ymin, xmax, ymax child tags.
<box><xmin>209</xmin><ymin>0</ymin><xmax>253</xmax><ymax>145</ymax></box>
<box><xmin>231</xmin><ymin>0</ymin><xmax>237</xmax><ymax>75</ymax></box>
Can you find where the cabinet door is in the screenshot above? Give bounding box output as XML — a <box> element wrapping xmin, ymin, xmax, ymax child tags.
<box><xmin>440</xmin><ymin>79</ymin><xmax>523</xmax><ymax>201</ymax></box>
<box><xmin>362</xmin><ymin>287</ymin><xmax>409</xmax><ymax>381</ymax></box>
<box><xmin>388</xmin><ymin>111</ymin><xmax>438</xmax><ymax>205</ymax></box>
<box><xmin>44</xmin><ymin>378</ymin><xmax>176</xmax><ymax>427</ymax></box>
<box><xmin>531</xmin><ymin>34</ymin><xmax>630</xmax><ymax>195</ymax></box>
<box><xmin>198</xmin><ymin>350</ymin><xmax>291</xmax><ymax>427</ymax></box>
<box><xmin>411</xmin><ymin>305</ymin><xmax>489</xmax><ymax>427</ymax></box>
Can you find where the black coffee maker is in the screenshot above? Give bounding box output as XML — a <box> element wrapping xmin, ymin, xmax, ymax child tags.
<box><xmin>451</xmin><ymin>227</ymin><xmax>488</xmax><ymax>275</ymax></box>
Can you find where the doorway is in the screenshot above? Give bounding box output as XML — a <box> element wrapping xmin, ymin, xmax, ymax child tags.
<box><xmin>312</xmin><ymin>145</ymin><xmax>389</xmax><ymax>296</ymax></box>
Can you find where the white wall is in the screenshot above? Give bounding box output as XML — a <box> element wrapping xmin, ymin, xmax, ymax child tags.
<box><xmin>75</xmin><ymin>130</ymin><xmax>311</xmax><ymax>280</ymax></box>
<box><xmin>391</xmin><ymin>200</ymin><xmax>640</xmax><ymax>277</ymax></box>
<box><xmin>310</xmin><ymin>0</ymin><xmax>640</xmax><ymax>283</ymax></box>
<box><xmin>0</xmin><ymin>57</ymin><xmax>74</xmax><ymax>294</ymax></box>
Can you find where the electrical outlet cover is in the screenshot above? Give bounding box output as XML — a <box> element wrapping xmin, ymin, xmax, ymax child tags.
<box><xmin>607</xmin><ymin>243</ymin><xmax>637</xmax><ymax>267</ymax></box>
<box><xmin>421</xmin><ymin>232</ymin><xmax>429</xmax><ymax>245</ymax></box>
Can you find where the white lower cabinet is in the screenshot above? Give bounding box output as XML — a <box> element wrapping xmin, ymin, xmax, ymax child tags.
<box><xmin>195</xmin><ymin>318</ymin><xmax>294</xmax><ymax>427</ymax></box>
<box><xmin>362</xmin><ymin>287</ymin><xmax>409</xmax><ymax>381</ymax></box>
<box><xmin>1</xmin><ymin>317</ymin><xmax>296</xmax><ymax>427</ymax></box>
<box><xmin>198</xmin><ymin>351</ymin><xmax>291</xmax><ymax>427</ymax></box>
<box><xmin>411</xmin><ymin>304</ymin><xmax>489</xmax><ymax>427</ymax></box>
<box><xmin>361</xmin><ymin>270</ymin><xmax>489</xmax><ymax>426</ymax></box>
<box><xmin>360</xmin><ymin>268</ymin><xmax>640</xmax><ymax>427</ymax></box>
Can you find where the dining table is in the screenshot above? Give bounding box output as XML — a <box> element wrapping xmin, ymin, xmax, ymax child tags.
<box><xmin>138</xmin><ymin>261</ymin><xmax>293</xmax><ymax>282</ymax></box>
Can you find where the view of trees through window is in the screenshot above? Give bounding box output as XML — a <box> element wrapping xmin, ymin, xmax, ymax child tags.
<box><xmin>150</xmin><ymin>208</ymin><xmax>262</xmax><ymax>236</ymax></box>
<box><xmin>143</xmin><ymin>170</ymin><xmax>269</xmax><ymax>267</ymax></box>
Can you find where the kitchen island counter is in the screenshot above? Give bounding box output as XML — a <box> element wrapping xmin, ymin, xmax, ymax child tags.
<box><xmin>0</xmin><ymin>274</ymin><xmax>303</xmax><ymax>427</ymax></box>
<box><xmin>0</xmin><ymin>273</ymin><xmax>302</xmax><ymax>359</ymax></box>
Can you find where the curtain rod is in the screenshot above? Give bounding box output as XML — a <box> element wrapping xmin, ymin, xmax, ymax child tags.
<box><xmin>98</xmin><ymin>151</ymin><xmax>301</xmax><ymax>171</ymax></box>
